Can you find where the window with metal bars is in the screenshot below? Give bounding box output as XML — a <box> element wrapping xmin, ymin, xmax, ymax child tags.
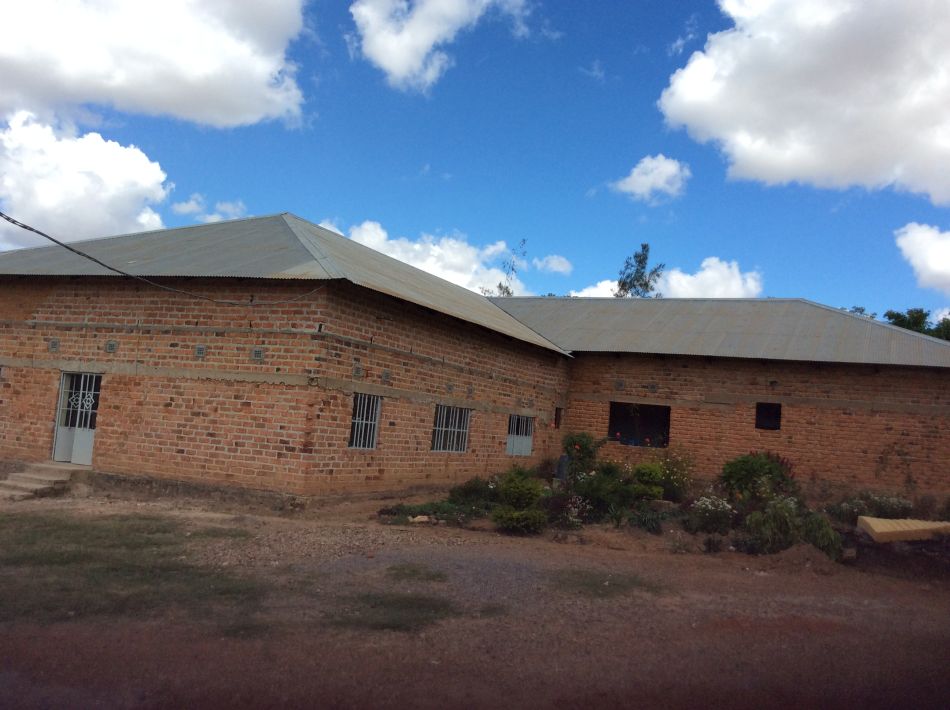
<box><xmin>431</xmin><ymin>404</ymin><xmax>472</xmax><ymax>453</ymax></box>
<box><xmin>506</xmin><ymin>414</ymin><xmax>534</xmax><ymax>456</ymax></box>
<box><xmin>348</xmin><ymin>393</ymin><xmax>381</xmax><ymax>449</ymax></box>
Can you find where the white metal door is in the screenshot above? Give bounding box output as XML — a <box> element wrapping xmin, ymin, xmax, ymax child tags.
<box><xmin>53</xmin><ymin>372</ymin><xmax>102</xmax><ymax>466</ymax></box>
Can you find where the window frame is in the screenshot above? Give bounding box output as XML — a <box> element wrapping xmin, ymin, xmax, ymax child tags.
<box><xmin>755</xmin><ymin>402</ymin><xmax>782</xmax><ymax>431</ymax></box>
<box><xmin>607</xmin><ymin>401</ymin><xmax>671</xmax><ymax>448</ymax></box>
<box><xmin>431</xmin><ymin>404</ymin><xmax>472</xmax><ymax>453</ymax></box>
<box><xmin>506</xmin><ymin>414</ymin><xmax>535</xmax><ymax>456</ymax></box>
<box><xmin>348</xmin><ymin>392</ymin><xmax>382</xmax><ymax>449</ymax></box>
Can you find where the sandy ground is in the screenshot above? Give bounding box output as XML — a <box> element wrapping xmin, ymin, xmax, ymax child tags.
<box><xmin>1</xmin><ymin>489</ymin><xmax>949</xmax><ymax>710</ymax></box>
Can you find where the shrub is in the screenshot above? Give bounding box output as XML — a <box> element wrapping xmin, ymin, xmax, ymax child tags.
<box><xmin>447</xmin><ymin>477</ymin><xmax>498</xmax><ymax>507</ymax></box>
<box><xmin>703</xmin><ymin>536</ymin><xmax>724</xmax><ymax>554</ymax></box>
<box><xmin>540</xmin><ymin>492</ymin><xmax>589</xmax><ymax>529</ymax></box>
<box><xmin>607</xmin><ymin>504</ymin><xmax>628</xmax><ymax>528</ymax></box>
<box><xmin>572</xmin><ymin>472</ymin><xmax>656</xmax><ymax>521</ymax></box>
<box><xmin>826</xmin><ymin>491</ymin><xmax>914</xmax><ymax>525</ymax></box>
<box><xmin>720</xmin><ymin>452</ymin><xmax>797</xmax><ymax>503</ymax></box>
<box><xmin>684</xmin><ymin>496</ymin><xmax>735</xmax><ymax>535</ymax></box>
<box><xmin>740</xmin><ymin>496</ymin><xmax>802</xmax><ymax>554</ymax></box>
<box><xmin>562</xmin><ymin>432</ymin><xmax>603</xmax><ymax>477</ymax></box>
<box><xmin>492</xmin><ymin>506</ymin><xmax>547</xmax><ymax>535</ymax></box>
<box><xmin>498</xmin><ymin>472</ymin><xmax>544</xmax><ymax>510</ymax></box>
<box><xmin>801</xmin><ymin>513</ymin><xmax>843</xmax><ymax>560</ymax></box>
<box><xmin>632</xmin><ymin>462</ymin><xmax>665</xmax><ymax>486</ymax></box>
<box><xmin>651</xmin><ymin>448</ymin><xmax>694</xmax><ymax>503</ymax></box>
<box><xmin>629</xmin><ymin>503</ymin><xmax>664</xmax><ymax>535</ymax></box>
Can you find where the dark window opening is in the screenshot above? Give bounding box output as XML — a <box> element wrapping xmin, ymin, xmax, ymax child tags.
<box><xmin>554</xmin><ymin>407</ymin><xmax>563</xmax><ymax>429</ymax></box>
<box><xmin>608</xmin><ymin>402</ymin><xmax>670</xmax><ymax>448</ymax></box>
<box><xmin>755</xmin><ymin>402</ymin><xmax>782</xmax><ymax>430</ymax></box>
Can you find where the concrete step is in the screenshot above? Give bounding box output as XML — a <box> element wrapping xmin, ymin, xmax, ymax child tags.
<box><xmin>1</xmin><ymin>477</ymin><xmax>51</xmax><ymax>493</ymax></box>
<box><xmin>14</xmin><ymin>470</ymin><xmax>73</xmax><ymax>485</ymax></box>
<box><xmin>0</xmin><ymin>481</ymin><xmax>36</xmax><ymax>501</ymax></box>
<box><xmin>22</xmin><ymin>462</ymin><xmax>88</xmax><ymax>479</ymax></box>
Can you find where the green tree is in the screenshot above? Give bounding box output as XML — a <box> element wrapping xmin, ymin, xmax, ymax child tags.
<box><xmin>615</xmin><ymin>243</ymin><xmax>664</xmax><ymax>298</ymax></box>
<box><xmin>882</xmin><ymin>307</ymin><xmax>950</xmax><ymax>341</ymax></box>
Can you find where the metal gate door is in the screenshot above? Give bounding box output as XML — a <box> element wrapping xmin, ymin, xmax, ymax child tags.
<box><xmin>53</xmin><ymin>372</ymin><xmax>102</xmax><ymax>466</ymax></box>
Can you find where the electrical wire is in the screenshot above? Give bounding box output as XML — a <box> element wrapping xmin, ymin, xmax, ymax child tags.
<box><xmin>0</xmin><ymin>210</ymin><xmax>326</xmax><ymax>307</ymax></box>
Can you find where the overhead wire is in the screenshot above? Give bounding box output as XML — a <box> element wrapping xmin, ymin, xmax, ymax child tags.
<box><xmin>0</xmin><ymin>210</ymin><xmax>326</xmax><ymax>307</ymax></box>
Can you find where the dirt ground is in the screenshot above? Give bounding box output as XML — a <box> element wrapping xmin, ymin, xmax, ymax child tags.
<box><xmin>1</xmin><ymin>487</ymin><xmax>949</xmax><ymax>710</ymax></box>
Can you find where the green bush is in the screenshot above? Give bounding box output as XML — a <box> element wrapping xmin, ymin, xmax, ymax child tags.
<box><xmin>447</xmin><ymin>477</ymin><xmax>498</xmax><ymax>507</ymax></box>
<box><xmin>572</xmin><ymin>468</ymin><xmax>663</xmax><ymax>522</ymax></box>
<box><xmin>801</xmin><ymin>513</ymin><xmax>843</xmax><ymax>560</ymax></box>
<box><xmin>720</xmin><ymin>452</ymin><xmax>797</xmax><ymax>503</ymax></box>
<box><xmin>540</xmin><ymin>492</ymin><xmax>589</xmax><ymax>529</ymax></box>
<box><xmin>826</xmin><ymin>491</ymin><xmax>914</xmax><ymax>525</ymax></box>
<box><xmin>492</xmin><ymin>506</ymin><xmax>547</xmax><ymax>535</ymax></box>
<box><xmin>651</xmin><ymin>448</ymin><xmax>694</xmax><ymax>502</ymax></box>
<box><xmin>632</xmin><ymin>461</ymin><xmax>665</xmax><ymax>486</ymax></box>
<box><xmin>629</xmin><ymin>503</ymin><xmax>664</xmax><ymax>535</ymax></box>
<box><xmin>740</xmin><ymin>496</ymin><xmax>802</xmax><ymax>554</ymax></box>
<box><xmin>498</xmin><ymin>472</ymin><xmax>544</xmax><ymax>510</ymax></box>
<box><xmin>562</xmin><ymin>432</ymin><xmax>602</xmax><ymax>477</ymax></box>
<box><xmin>683</xmin><ymin>496</ymin><xmax>734</xmax><ymax>535</ymax></box>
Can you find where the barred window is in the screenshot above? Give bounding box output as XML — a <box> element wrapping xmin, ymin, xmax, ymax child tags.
<box><xmin>348</xmin><ymin>393</ymin><xmax>381</xmax><ymax>449</ymax></box>
<box><xmin>431</xmin><ymin>404</ymin><xmax>472</xmax><ymax>453</ymax></box>
<box><xmin>506</xmin><ymin>414</ymin><xmax>534</xmax><ymax>456</ymax></box>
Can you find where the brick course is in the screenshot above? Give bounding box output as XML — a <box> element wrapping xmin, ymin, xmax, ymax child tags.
<box><xmin>1</xmin><ymin>276</ymin><xmax>947</xmax><ymax>496</ymax></box>
<box><xmin>0</xmin><ymin>277</ymin><xmax>568</xmax><ymax>494</ymax></box>
<box><xmin>564</xmin><ymin>353</ymin><xmax>950</xmax><ymax>494</ymax></box>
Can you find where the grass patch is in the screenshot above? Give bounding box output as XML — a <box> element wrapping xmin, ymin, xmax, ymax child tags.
<box><xmin>548</xmin><ymin>569</ymin><xmax>660</xmax><ymax>598</ymax></box>
<box><xmin>386</xmin><ymin>563</ymin><xmax>448</xmax><ymax>582</ymax></box>
<box><xmin>0</xmin><ymin>513</ymin><xmax>262</xmax><ymax>624</ymax></box>
<box><xmin>330</xmin><ymin>592</ymin><xmax>460</xmax><ymax>632</ymax></box>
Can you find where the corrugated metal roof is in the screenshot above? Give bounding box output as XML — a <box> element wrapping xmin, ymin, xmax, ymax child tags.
<box><xmin>490</xmin><ymin>297</ymin><xmax>950</xmax><ymax>368</ymax></box>
<box><xmin>0</xmin><ymin>214</ymin><xmax>566</xmax><ymax>354</ymax></box>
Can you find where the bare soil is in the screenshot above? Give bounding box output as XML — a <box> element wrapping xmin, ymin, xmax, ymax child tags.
<box><xmin>1</xmin><ymin>489</ymin><xmax>948</xmax><ymax>710</ymax></box>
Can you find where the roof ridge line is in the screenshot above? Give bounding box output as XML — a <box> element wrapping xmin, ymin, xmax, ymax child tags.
<box><xmin>801</xmin><ymin>299</ymin><xmax>950</xmax><ymax>348</ymax></box>
<box><xmin>281</xmin><ymin>215</ymin><xmax>347</xmax><ymax>279</ymax></box>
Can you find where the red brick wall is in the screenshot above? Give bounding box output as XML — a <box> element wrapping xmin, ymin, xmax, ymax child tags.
<box><xmin>564</xmin><ymin>353</ymin><xmax>950</xmax><ymax>495</ymax></box>
<box><xmin>0</xmin><ymin>277</ymin><xmax>569</xmax><ymax>494</ymax></box>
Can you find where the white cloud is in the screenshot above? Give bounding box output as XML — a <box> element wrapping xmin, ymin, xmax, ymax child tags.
<box><xmin>895</xmin><ymin>222</ymin><xmax>950</xmax><ymax>296</ymax></box>
<box><xmin>318</xmin><ymin>219</ymin><xmax>345</xmax><ymax>235</ymax></box>
<box><xmin>579</xmin><ymin>59</ymin><xmax>605</xmax><ymax>83</ymax></box>
<box><xmin>0</xmin><ymin>112</ymin><xmax>167</xmax><ymax>248</ymax></box>
<box><xmin>532</xmin><ymin>255</ymin><xmax>573</xmax><ymax>275</ymax></box>
<box><xmin>569</xmin><ymin>279</ymin><xmax>616</xmax><ymax>298</ymax></box>
<box><xmin>170</xmin><ymin>194</ymin><xmax>248</xmax><ymax>224</ymax></box>
<box><xmin>659</xmin><ymin>0</ymin><xmax>950</xmax><ymax>205</ymax></box>
<box><xmin>348</xmin><ymin>219</ymin><xmax>528</xmax><ymax>294</ymax></box>
<box><xmin>0</xmin><ymin>0</ymin><xmax>305</xmax><ymax>127</ymax></box>
<box><xmin>570</xmin><ymin>256</ymin><xmax>763</xmax><ymax>299</ymax></box>
<box><xmin>611</xmin><ymin>154</ymin><xmax>692</xmax><ymax>204</ymax></box>
<box><xmin>934</xmin><ymin>307</ymin><xmax>950</xmax><ymax>322</ymax></box>
<box><xmin>171</xmin><ymin>194</ymin><xmax>205</xmax><ymax>215</ymax></box>
<box><xmin>659</xmin><ymin>257</ymin><xmax>762</xmax><ymax>298</ymax></box>
<box><xmin>667</xmin><ymin>13</ymin><xmax>699</xmax><ymax>56</ymax></box>
<box><xmin>348</xmin><ymin>0</ymin><xmax>529</xmax><ymax>92</ymax></box>
<box><xmin>197</xmin><ymin>200</ymin><xmax>248</xmax><ymax>224</ymax></box>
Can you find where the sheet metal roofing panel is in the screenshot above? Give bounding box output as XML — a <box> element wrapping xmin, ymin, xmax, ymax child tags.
<box><xmin>0</xmin><ymin>214</ymin><xmax>565</xmax><ymax>354</ymax></box>
<box><xmin>490</xmin><ymin>297</ymin><xmax>950</xmax><ymax>368</ymax></box>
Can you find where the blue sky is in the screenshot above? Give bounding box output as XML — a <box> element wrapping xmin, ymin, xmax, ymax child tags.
<box><xmin>1</xmin><ymin>1</ymin><xmax>949</xmax><ymax>320</ymax></box>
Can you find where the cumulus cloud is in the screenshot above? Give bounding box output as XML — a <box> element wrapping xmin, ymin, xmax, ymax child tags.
<box><xmin>348</xmin><ymin>0</ymin><xmax>529</xmax><ymax>92</ymax></box>
<box><xmin>0</xmin><ymin>0</ymin><xmax>305</xmax><ymax>127</ymax></box>
<box><xmin>659</xmin><ymin>257</ymin><xmax>762</xmax><ymax>298</ymax></box>
<box><xmin>659</xmin><ymin>0</ymin><xmax>950</xmax><ymax>205</ymax></box>
<box><xmin>934</xmin><ymin>307</ymin><xmax>950</xmax><ymax>322</ymax></box>
<box><xmin>895</xmin><ymin>223</ymin><xmax>950</xmax><ymax>296</ymax></box>
<box><xmin>570</xmin><ymin>256</ymin><xmax>762</xmax><ymax>299</ymax></box>
<box><xmin>348</xmin><ymin>219</ymin><xmax>529</xmax><ymax>294</ymax></box>
<box><xmin>171</xmin><ymin>194</ymin><xmax>205</xmax><ymax>216</ymax></box>
<box><xmin>532</xmin><ymin>255</ymin><xmax>572</xmax><ymax>275</ymax></box>
<box><xmin>0</xmin><ymin>112</ymin><xmax>167</xmax><ymax>248</ymax></box>
<box><xmin>197</xmin><ymin>200</ymin><xmax>248</xmax><ymax>224</ymax></box>
<box><xmin>569</xmin><ymin>279</ymin><xmax>616</xmax><ymax>298</ymax></box>
<box><xmin>611</xmin><ymin>154</ymin><xmax>691</xmax><ymax>204</ymax></box>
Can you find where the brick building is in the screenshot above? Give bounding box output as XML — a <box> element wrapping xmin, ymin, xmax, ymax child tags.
<box><xmin>0</xmin><ymin>214</ymin><xmax>947</xmax><ymax>495</ymax></box>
